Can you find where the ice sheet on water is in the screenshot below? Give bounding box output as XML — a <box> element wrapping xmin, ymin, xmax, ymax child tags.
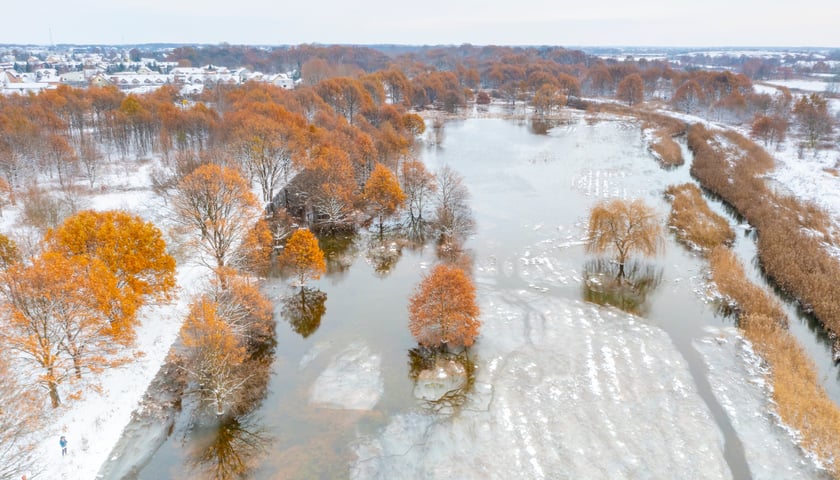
<box><xmin>352</xmin><ymin>294</ymin><xmax>732</xmax><ymax>479</ymax></box>
<box><xmin>310</xmin><ymin>341</ymin><xmax>384</xmax><ymax>410</ymax></box>
<box><xmin>694</xmin><ymin>328</ymin><xmax>826</xmax><ymax>480</ymax></box>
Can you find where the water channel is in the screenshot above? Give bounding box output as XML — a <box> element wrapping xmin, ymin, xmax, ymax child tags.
<box><xmin>105</xmin><ymin>108</ymin><xmax>837</xmax><ymax>479</ymax></box>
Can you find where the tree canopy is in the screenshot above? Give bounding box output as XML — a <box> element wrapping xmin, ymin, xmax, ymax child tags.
<box><xmin>280</xmin><ymin>228</ymin><xmax>326</xmax><ymax>287</ymax></box>
<box><xmin>408</xmin><ymin>264</ymin><xmax>480</xmax><ymax>349</ymax></box>
<box><xmin>586</xmin><ymin>198</ymin><xmax>663</xmax><ymax>278</ymax></box>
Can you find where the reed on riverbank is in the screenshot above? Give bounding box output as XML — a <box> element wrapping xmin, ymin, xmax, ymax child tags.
<box><xmin>709</xmin><ymin>246</ymin><xmax>840</xmax><ymax>477</ymax></box>
<box><xmin>664</xmin><ymin>183</ymin><xmax>734</xmax><ymax>252</ymax></box>
<box><xmin>688</xmin><ymin>124</ymin><xmax>840</xmax><ymax>338</ymax></box>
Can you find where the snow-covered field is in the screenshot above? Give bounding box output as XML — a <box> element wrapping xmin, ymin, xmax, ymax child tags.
<box><xmin>765</xmin><ymin>140</ymin><xmax>840</xmax><ymax>226</ymax></box>
<box><xmin>762</xmin><ymin>79</ymin><xmax>835</xmax><ymax>92</ymax></box>
<box><xmin>695</xmin><ymin>328</ymin><xmax>826</xmax><ymax>479</ymax></box>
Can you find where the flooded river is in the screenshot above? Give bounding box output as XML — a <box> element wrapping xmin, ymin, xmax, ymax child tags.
<box><xmin>102</xmin><ymin>109</ymin><xmax>834</xmax><ymax>479</ymax></box>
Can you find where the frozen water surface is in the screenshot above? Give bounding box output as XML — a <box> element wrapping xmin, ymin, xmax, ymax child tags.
<box><xmin>117</xmin><ymin>113</ymin><xmax>834</xmax><ymax>478</ymax></box>
<box><xmin>309</xmin><ymin>341</ymin><xmax>384</xmax><ymax>410</ymax></box>
<box><xmin>353</xmin><ymin>293</ymin><xmax>734</xmax><ymax>479</ymax></box>
<box><xmin>695</xmin><ymin>328</ymin><xmax>828</xmax><ymax>479</ymax></box>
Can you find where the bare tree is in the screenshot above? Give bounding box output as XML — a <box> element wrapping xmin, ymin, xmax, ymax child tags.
<box><xmin>0</xmin><ymin>353</ymin><xmax>41</xmax><ymax>480</ymax></box>
<box><xmin>402</xmin><ymin>161</ymin><xmax>436</xmax><ymax>222</ymax></box>
<box><xmin>433</xmin><ymin>166</ymin><xmax>475</xmax><ymax>246</ymax></box>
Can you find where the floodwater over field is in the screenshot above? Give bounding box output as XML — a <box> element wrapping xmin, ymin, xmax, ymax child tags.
<box><xmin>103</xmin><ymin>109</ymin><xmax>837</xmax><ymax>479</ymax></box>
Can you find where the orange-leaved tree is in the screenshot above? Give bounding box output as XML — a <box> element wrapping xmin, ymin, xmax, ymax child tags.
<box><xmin>586</xmin><ymin>198</ymin><xmax>663</xmax><ymax>279</ymax></box>
<box><xmin>0</xmin><ymin>232</ymin><xmax>20</xmax><ymax>270</ymax></box>
<box><xmin>181</xmin><ymin>296</ymin><xmax>247</xmax><ymax>416</ymax></box>
<box><xmin>280</xmin><ymin>228</ymin><xmax>326</xmax><ymax>287</ymax></box>
<box><xmin>408</xmin><ymin>264</ymin><xmax>480</xmax><ymax>349</ymax></box>
<box><xmin>0</xmin><ymin>252</ymin><xmax>128</xmax><ymax>407</ymax></box>
<box><xmin>616</xmin><ymin>73</ymin><xmax>645</xmax><ymax>107</ymax></box>
<box><xmin>45</xmin><ymin>209</ymin><xmax>176</xmax><ymax>339</ymax></box>
<box><xmin>172</xmin><ymin>164</ymin><xmax>261</xmax><ymax>270</ymax></box>
<box><xmin>364</xmin><ymin>163</ymin><xmax>406</xmax><ymax>236</ymax></box>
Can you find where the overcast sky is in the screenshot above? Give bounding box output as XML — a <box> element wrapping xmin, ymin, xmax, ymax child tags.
<box><xmin>3</xmin><ymin>0</ymin><xmax>839</xmax><ymax>47</ymax></box>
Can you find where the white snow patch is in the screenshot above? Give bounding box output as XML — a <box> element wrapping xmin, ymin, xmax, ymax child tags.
<box><xmin>310</xmin><ymin>341</ymin><xmax>384</xmax><ymax>410</ymax></box>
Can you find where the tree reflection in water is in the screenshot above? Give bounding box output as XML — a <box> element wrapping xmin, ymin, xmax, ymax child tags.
<box><xmin>187</xmin><ymin>413</ymin><xmax>271</xmax><ymax>480</ymax></box>
<box><xmin>364</xmin><ymin>230</ymin><xmax>405</xmax><ymax>277</ymax></box>
<box><xmin>404</xmin><ymin>217</ymin><xmax>431</xmax><ymax>248</ymax></box>
<box><xmin>281</xmin><ymin>287</ymin><xmax>327</xmax><ymax>338</ymax></box>
<box><xmin>186</xmin><ymin>315</ymin><xmax>276</xmax><ymax>479</ymax></box>
<box><xmin>317</xmin><ymin>233</ymin><xmax>358</xmax><ymax>277</ymax></box>
<box><xmin>583</xmin><ymin>259</ymin><xmax>663</xmax><ymax>316</ymax></box>
<box><xmin>408</xmin><ymin>347</ymin><xmax>476</xmax><ymax>414</ymax></box>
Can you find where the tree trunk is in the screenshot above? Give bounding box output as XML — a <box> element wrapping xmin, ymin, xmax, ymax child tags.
<box><xmin>48</xmin><ymin>380</ymin><xmax>61</xmax><ymax>408</ymax></box>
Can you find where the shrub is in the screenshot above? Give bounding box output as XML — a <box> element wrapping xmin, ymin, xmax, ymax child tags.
<box><xmin>665</xmin><ymin>183</ymin><xmax>734</xmax><ymax>252</ymax></box>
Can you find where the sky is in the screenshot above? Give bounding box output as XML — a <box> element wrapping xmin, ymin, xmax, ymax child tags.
<box><xmin>2</xmin><ymin>0</ymin><xmax>839</xmax><ymax>47</ymax></box>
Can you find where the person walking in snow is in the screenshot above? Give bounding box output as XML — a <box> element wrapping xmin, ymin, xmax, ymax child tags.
<box><xmin>60</xmin><ymin>435</ymin><xmax>68</xmax><ymax>456</ymax></box>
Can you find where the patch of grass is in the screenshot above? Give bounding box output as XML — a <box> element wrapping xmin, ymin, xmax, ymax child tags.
<box><xmin>650</xmin><ymin>130</ymin><xmax>684</xmax><ymax>167</ymax></box>
<box><xmin>692</xmin><ymin>123</ymin><xmax>840</xmax><ymax>477</ymax></box>
<box><xmin>665</xmin><ymin>183</ymin><xmax>734</xmax><ymax>252</ymax></box>
<box><xmin>709</xmin><ymin>246</ymin><xmax>786</xmax><ymax>326</ymax></box>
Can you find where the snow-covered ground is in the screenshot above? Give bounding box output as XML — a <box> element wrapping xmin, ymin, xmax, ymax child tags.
<box><xmin>762</xmin><ymin>79</ymin><xmax>834</xmax><ymax>92</ymax></box>
<box><xmin>764</xmin><ymin>139</ymin><xmax>840</xmax><ymax>225</ymax></box>
<box><xmin>0</xmin><ymin>160</ymin><xmax>208</xmax><ymax>480</ymax></box>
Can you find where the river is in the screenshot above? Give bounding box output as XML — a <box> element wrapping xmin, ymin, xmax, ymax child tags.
<box><xmin>100</xmin><ymin>108</ymin><xmax>834</xmax><ymax>479</ymax></box>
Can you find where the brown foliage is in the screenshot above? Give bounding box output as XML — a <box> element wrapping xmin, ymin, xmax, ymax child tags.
<box><xmin>616</xmin><ymin>74</ymin><xmax>645</xmax><ymax>106</ymax></box>
<box><xmin>408</xmin><ymin>264</ymin><xmax>480</xmax><ymax>349</ymax></box>
<box><xmin>649</xmin><ymin>130</ymin><xmax>683</xmax><ymax>167</ymax></box>
<box><xmin>688</xmin><ymin>124</ymin><xmax>840</xmax><ymax>340</ymax></box>
<box><xmin>740</xmin><ymin>314</ymin><xmax>840</xmax><ymax>478</ymax></box>
<box><xmin>173</xmin><ymin>163</ymin><xmax>260</xmax><ymax>270</ymax></box>
<box><xmin>181</xmin><ymin>297</ymin><xmax>247</xmax><ymax>416</ymax></box>
<box><xmin>586</xmin><ymin>198</ymin><xmax>663</xmax><ymax>276</ymax></box>
<box><xmin>708</xmin><ymin>247</ymin><xmax>840</xmax><ymax>476</ymax></box>
<box><xmin>0</xmin><ymin>253</ymin><xmax>129</xmax><ymax>407</ymax></box>
<box><xmin>708</xmin><ymin>246</ymin><xmax>786</xmax><ymax>324</ymax></box>
<box><xmin>664</xmin><ymin>183</ymin><xmax>734</xmax><ymax>252</ymax></box>
<box><xmin>750</xmin><ymin>114</ymin><xmax>788</xmax><ymax>147</ymax></box>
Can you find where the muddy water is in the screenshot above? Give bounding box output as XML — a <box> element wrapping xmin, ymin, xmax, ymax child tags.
<box><xmin>114</xmin><ymin>111</ymin><xmax>836</xmax><ymax>479</ymax></box>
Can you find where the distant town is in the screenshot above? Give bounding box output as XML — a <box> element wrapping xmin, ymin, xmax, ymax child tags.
<box><xmin>1</xmin><ymin>44</ymin><xmax>838</xmax><ymax>97</ymax></box>
<box><xmin>0</xmin><ymin>45</ymin><xmax>296</xmax><ymax>96</ymax></box>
